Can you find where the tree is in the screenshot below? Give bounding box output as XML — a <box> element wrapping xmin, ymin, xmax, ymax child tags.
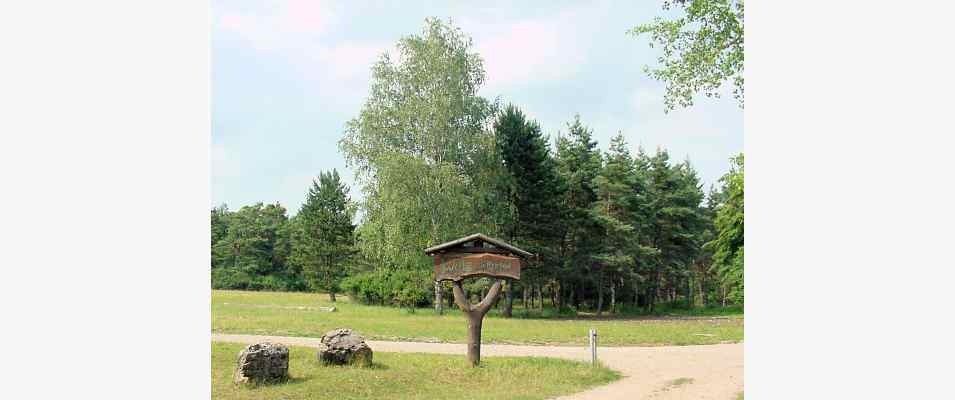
<box><xmin>339</xmin><ymin>18</ymin><xmax>503</xmax><ymax>311</ymax></box>
<box><xmin>289</xmin><ymin>170</ymin><xmax>357</xmax><ymax>302</ymax></box>
<box><xmin>554</xmin><ymin>115</ymin><xmax>603</xmax><ymax>311</ymax></box>
<box><xmin>629</xmin><ymin>0</ymin><xmax>744</xmax><ymax>111</ymax></box>
<box><xmin>212</xmin><ymin>202</ymin><xmax>289</xmax><ymax>276</ymax></box>
<box><xmin>708</xmin><ymin>153</ymin><xmax>744</xmax><ymax>304</ymax></box>
<box><xmin>692</xmin><ymin>185</ymin><xmax>721</xmax><ymax>306</ymax></box>
<box><xmin>494</xmin><ymin>105</ymin><xmax>566</xmax><ymax>317</ymax></box>
<box><xmin>635</xmin><ymin>149</ymin><xmax>706</xmax><ymax>311</ymax></box>
<box><xmin>211</xmin><ymin>204</ymin><xmax>230</xmax><ymax>269</ymax></box>
<box><xmin>591</xmin><ymin>133</ymin><xmax>640</xmax><ymax>314</ymax></box>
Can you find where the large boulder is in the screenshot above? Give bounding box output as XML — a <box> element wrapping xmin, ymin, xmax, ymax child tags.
<box><xmin>233</xmin><ymin>342</ymin><xmax>289</xmax><ymax>385</ymax></box>
<box><xmin>318</xmin><ymin>328</ymin><xmax>373</xmax><ymax>367</ymax></box>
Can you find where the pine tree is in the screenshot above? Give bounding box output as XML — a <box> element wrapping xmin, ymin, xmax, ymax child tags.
<box><xmin>636</xmin><ymin>149</ymin><xmax>706</xmax><ymax>311</ymax></box>
<box><xmin>494</xmin><ymin>105</ymin><xmax>566</xmax><ymax>316</ymax></box>
<box><xmin>290</xmin><ymin>169</ymin><xmax>357</xmax><ymax>302</ymax></box>
<box><xmin>592</xmin><ymin>133</ymin><xmax>639</xmax><ymax>314</ymax></box>
<box><xmin>555</xmin><ymin>115</ymin><xmax>603</xmax><ymax>311</ymax></box>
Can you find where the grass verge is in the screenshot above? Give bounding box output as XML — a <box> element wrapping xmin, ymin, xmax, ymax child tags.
<box><xmin>213</xmin><ymin>290</ymin><xmax>743</xmax><ymax>346</ymax></box>
<box><xmin>213</xmin><ymin>342</ymin><xmax>620</xmax><ymax>400</ymax></box>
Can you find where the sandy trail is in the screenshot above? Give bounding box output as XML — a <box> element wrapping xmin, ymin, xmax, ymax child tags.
<box><xmin>213</xmin><ymin>333</ymin><xmax>742</xmax><ymax>400</ymax></box>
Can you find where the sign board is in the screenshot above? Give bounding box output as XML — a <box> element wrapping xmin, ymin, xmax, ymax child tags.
<box><xmin>434</xmin><ymin>253</ymin><xmax>521</xmax><ymax>282</ymax></box>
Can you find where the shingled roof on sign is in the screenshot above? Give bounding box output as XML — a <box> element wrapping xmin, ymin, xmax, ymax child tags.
<box><xmin>423</xmin><ymin>233</ymin><xmax>533</xmax><ymax>259</ymax></box>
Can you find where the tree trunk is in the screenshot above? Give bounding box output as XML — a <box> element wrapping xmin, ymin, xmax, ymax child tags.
<box><xmin>563</xmin><ymin>282</ymin><xmax>572</xmax><ymax>308</ymax></box>
<box><xmin>536</xmin><ymin>285</ymin><xmax>544</xmax><ymax>311</ymax></box>
<box><xmin>434</xmin><ymin>281</ymin><xmax>443</xmax><ymax>315</ymax></box>
<box><xmin>633</xmin><ymin>278</ymin><xmax>640</xmax><ymax>308</ymax></box>
<box><xmin>466</xmin><ymin>313</ymin><xmax>483</xmax><ymax>364</ymax></box>
<box><xmin>596</xmin><ymin>277</ymin><xmax>604</xmax><ymax>316</ymax></box>
<box><xmin>503</xmin><ymin>280</ymin><xmax>513</xmax><ymax>318</ymax></box>
<box><xmin>451</xmin><ymin>280</ymin><xmax>503</xmax><ymax>367</ymax></box>
<box><xmin>609</xmin><ymin>279</ymin><xmax>616</xmax><ymax>314</ymax></box>
<box><xmin>554</xmin><ymin>281</ymin><xmax>561</xmax><ymax>310</ymax></box>
<box><xmin>523</xmin><ymin>286</ymin><xmax>529</xmax><ymax>308</ymax></box>
<box><xmin>573</xmin><ymin>283</ymin><xmax>580</xmax><ymax>310</ymax></box>
<box><xmin>687</xmin><ymin>276</ymin><xmax>694</xmax><ymax>308</ymax></box>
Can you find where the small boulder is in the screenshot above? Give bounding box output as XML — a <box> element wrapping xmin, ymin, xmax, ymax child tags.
<box><xmin>318</xmin><ymin>328</ymin><xmax>373</xmax><ymax>367</ymax></box>
<box><xmin>233</xmin><ymin>342</ymin><xmax>289</xmax><ymax>385</ymax></box>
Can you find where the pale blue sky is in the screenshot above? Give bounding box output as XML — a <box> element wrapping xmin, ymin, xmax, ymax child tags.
<box><xmin>212</xmin><ymin>0</ymin><xmax>743</xmax><ymax>215</ymax></box>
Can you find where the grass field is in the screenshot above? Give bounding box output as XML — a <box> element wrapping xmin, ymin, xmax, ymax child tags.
<box><xmin>213</xmin><ymin>290</ymin><xmax>743</xmax><ymax>346</ymax></box>
<box><xmin>214</xmin><ymin>342</ymin><xmax>619</xmax><ymax>400</ymax></box>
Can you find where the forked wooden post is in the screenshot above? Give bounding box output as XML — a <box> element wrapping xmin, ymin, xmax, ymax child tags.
<box><xmin>451</xmin><ymin>279</ymin><xmax>503</xmax><ymax>366</ymax></box>
<box><xmin>424</xmin><ymin>233</ymin><xmax>533</xmax><ymax>368</ymax></box>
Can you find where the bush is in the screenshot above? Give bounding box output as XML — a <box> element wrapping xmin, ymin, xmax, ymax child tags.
<box><xmin>341</xmin><ymin>269</ymin><xmax>431</xmax><ymax>308</ymax></box>
<box><xmin>211</xmin><ymin>268</ymin><xmax>250</xmax><ymax>290</ymax></box>
<box><xmin>211</xmin><ymin>268</ymin><xmax>308</xmax><ymax>292</ymax></box>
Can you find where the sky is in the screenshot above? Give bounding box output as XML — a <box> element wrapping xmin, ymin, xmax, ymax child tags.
<box><xmin>212</xmin><ymin>0</ymin><xmax>743</xmax><ymax>215</ymax></box>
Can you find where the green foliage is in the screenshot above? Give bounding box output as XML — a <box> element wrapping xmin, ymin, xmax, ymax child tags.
<box><xmin>340</xmin><ymin>269</ymin><xmax>431</xmax><ymax>308</ymax></box>
<box><xmin>493</xmin><ymin>105</ymin><xmax>567</xmax><ymax>287</ymax></box>
<box><xmin>707</xmin><ymin>153</ymin><xmax>744</xmax><ymax>303</ymax></box>
<box><xmin>592</xmin><ymin>134</ymin><xmax>640</xmax><ymax>286</ymax></box>
<box><xmin>288</xmin><ymin>169</ymin><xmax>357</xmax><ymax>298</ymax></box>
<box><xmin>339</xmin><ymin>17</ymin><xmax>504</xmax><ymax>282</ymax></box>
<box><xmin>555</xmin><ymin>116</ymin><xmax>604</xmax><ymax>288</ymax></box>
<box><xmin>634</xmin><ymin>148</ymin><xmax>708</xmax><ymax>311</ymax></box>
<box><xmin>212</xmin><ymin>202</ymin><xmax>292</xmax><ymax>276</ymax></box>
<box><xmin>210</xmin><ymin>268</ymin><xmax>307</xmax><ymax>292</ymax></box>
<box><xmin>630</xmin><ymin>0</ymin><xmax>745</xmax><ymax>110</ymax></box>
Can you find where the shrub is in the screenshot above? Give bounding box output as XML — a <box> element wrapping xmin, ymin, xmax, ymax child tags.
<box><xmin>341</xmin><ymin>269</ymin><xmax>430</xmax><ymax>308</ymax></box>
<box><xmin>211</xmin><ymin>268</ymin><xmax>308</xmax><ymax>292</ymax></box>
<box><xmin>211</xmin><ymin>268</ymin><xmax>250</xmax><ymax>290</ymax></box>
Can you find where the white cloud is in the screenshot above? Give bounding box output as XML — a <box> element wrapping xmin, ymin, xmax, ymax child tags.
<box><xmin>462</xmin><ymin>4</ymin><xmax>607</xmax><ymax>92</ymax></box>
<box><xmin>216</xmin><ymin>0</ymin><xmax>336</xmax><ymax>51</ymax></box>
<box><xmin>216</xmin><ymin>1</ymin><xmax>392</xmax><ymax>109</ymax></box>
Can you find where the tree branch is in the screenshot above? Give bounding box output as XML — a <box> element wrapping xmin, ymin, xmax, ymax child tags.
<box><xmin>474</xmin><ymin>280</ymin><xmax>503</xmax><ymax>315</ymax></box>
<box><xmin>450</xmin><ymin>280</ymin><xmax>473</xmax><ymax>313</ymax></box>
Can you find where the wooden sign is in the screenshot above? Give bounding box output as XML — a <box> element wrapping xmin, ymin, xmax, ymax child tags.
<box><xmin>425</xmin><ymin>234</ymin><xmax>532</xmax><ymax>366</ymax></box>
<box><xmin>434</xmin><ymin>253</ymin><xmax>521</xmax><ymax>282</ymax></box>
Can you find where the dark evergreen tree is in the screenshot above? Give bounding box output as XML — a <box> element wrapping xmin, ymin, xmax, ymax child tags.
<box><xmin>555</xmin><ymin>115</ymin><xmax>603</xmax><ymax>311</ymax></box>
<box><xmin>290</xmin><ymin>169</ymin><xmax>357</xmax><ymax>302</ymax></box>
<box><xmin>494</xmin><ymin>105</ymin><xmax>566</xmax><ymax>316</ymax></box>
<box><xmin>637</xmin><ymin>149</ymin><xmax>707</xmax><ymax>311</ymax></box>
<box><xmin>592</xmin><ymin>133</ymin><xmax>640</xmax><ymax>314</ymax></box>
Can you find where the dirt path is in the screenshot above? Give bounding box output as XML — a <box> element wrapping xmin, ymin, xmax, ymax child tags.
<box><xmin>213</xmin><ymin>333</ymin><xmax>742</xmax><ymax>400</ymax></box>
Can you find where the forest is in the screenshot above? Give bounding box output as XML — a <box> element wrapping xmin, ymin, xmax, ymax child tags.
<box><xmin>210</xmin><ymin>18</ymin><xmax>744</xmax><ymax>315</ymax></box>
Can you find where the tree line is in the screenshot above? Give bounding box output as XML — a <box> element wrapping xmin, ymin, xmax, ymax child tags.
<box><xmin>211</xmin><ymin>18</ymin><xmax>743</xmax><ymax>314</ymax></box>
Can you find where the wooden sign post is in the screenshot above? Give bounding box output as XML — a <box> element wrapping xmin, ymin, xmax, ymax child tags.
<box><xmin>425</xmin><ymin>233</ymin><xmax>532</xmax><ymax>367</ymax></box>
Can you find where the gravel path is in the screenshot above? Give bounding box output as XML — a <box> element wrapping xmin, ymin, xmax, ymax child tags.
<box><xmin>213</xmin><ymin>333</ymin><xmax>742</xmax><ymax>399</ymax></box>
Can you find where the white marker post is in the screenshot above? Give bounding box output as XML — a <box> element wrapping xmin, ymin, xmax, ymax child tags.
<box><xmin>588</xmin><ymin>328</ymin><xmax>597</xmax><ymax>366</ymax></box>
